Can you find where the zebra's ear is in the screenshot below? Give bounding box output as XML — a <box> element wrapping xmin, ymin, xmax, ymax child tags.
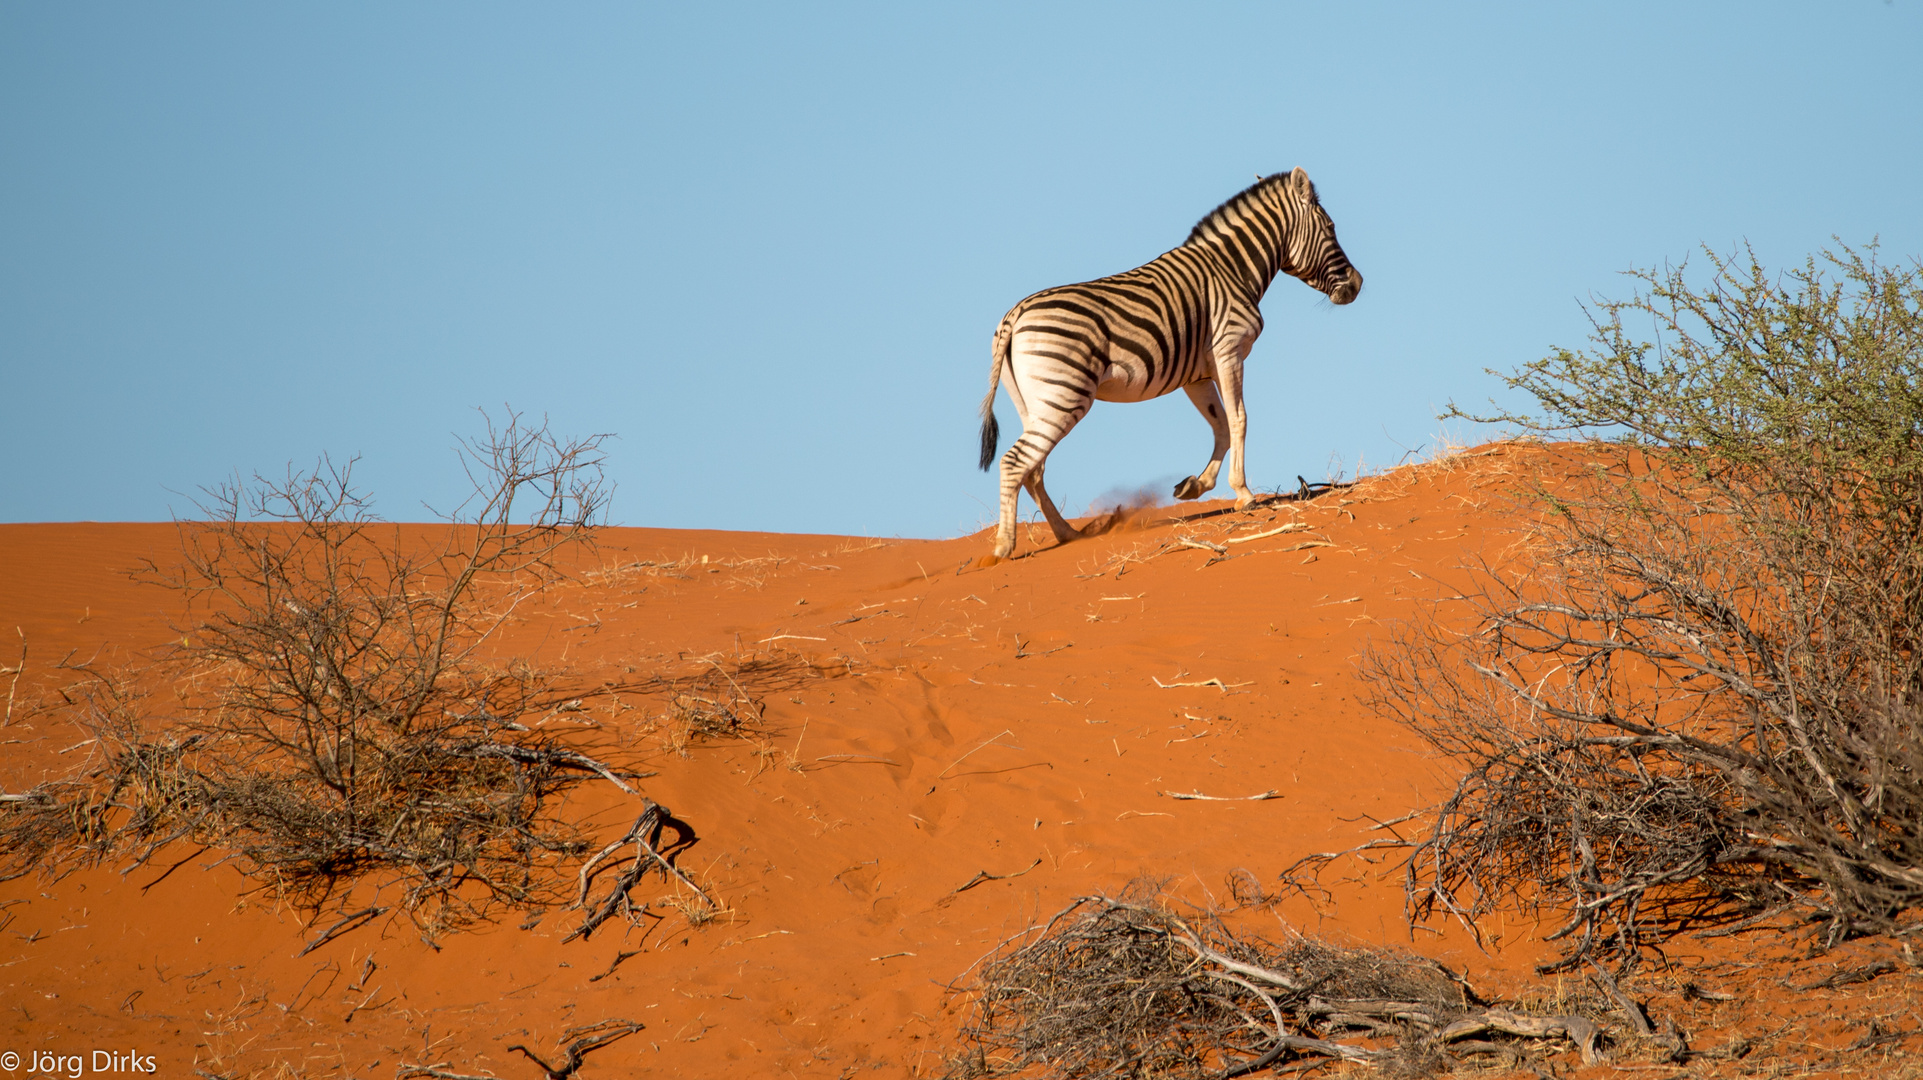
<box><xmin>1289</xmin><ymin>167</ymin><xmax>1313</xmax><ymax>198</ymax></box>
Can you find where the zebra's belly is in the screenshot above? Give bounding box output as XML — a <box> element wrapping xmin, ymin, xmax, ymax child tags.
<box><xmin>1094</xmin><ymin>367</ymin><xmax>1194</xmax><ymax>404</ymax></box>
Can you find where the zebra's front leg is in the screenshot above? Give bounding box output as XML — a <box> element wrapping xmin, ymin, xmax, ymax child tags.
<box><xmin>1173</xmin><ymin>381</ymin><xmax>1232</xmax><ymax>501</ymax></box>
<box><xmin>1214</xmin><ymin>354</ymin><xmax>1257</xmax><ymax>509</ymax></box>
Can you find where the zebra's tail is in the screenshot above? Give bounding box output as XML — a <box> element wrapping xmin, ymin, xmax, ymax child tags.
<box><xmin>978</xmin><ymin>313</ymin><xmax>1012</xmax><ymax>471</ymax></box>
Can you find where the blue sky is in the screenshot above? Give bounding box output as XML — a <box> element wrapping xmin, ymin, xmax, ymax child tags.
<box><xmin>4</xmin><ymin>3</ymin><xmax>1919</xmax><ymax>536</ymax></box>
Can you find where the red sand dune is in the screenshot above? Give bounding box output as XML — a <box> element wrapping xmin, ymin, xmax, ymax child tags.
<box><xmin>3</xmin><ymin>447</ymin><xmax>1920</xmax><ymax>1078</ymax></box>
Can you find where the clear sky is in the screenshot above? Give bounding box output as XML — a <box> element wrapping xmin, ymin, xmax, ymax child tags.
<box><xmin>4</xmin><ymin>3</ymin><xmax>1920</xmax><ymax>536</ymax></box>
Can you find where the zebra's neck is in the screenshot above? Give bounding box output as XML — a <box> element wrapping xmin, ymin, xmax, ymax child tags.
<box><xmin>1181</xmin><ymin>178</ymin><xmax>1291</xmax><ymax>300</ymax></box>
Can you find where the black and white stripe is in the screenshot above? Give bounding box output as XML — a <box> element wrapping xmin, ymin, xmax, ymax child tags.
<box><xmin>976</xmin><ymin>167</ymin><xmax>1362</xmax><ymax>560</ymax></box>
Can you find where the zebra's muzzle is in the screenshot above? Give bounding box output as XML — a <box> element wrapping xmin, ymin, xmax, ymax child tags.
<box><xmin>1328</xmin><ymin>268</ymin><xmax>1362</xmax><ymax>306</ymax></box>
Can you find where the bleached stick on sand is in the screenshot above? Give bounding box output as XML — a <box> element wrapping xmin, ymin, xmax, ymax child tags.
<box><xmin>1152</xmin><ymin>676</ymin><xmax>1253</xmax><ymax>691</ymax></box>
<box><xmin>1159</xmin><ymin>789</ymin><xmax>1281</xmax><ymax>801</ymax></box>
<box><xmin>3</xmin><ymin>631</ymin><xmax>23</xmax><ymax>725</ymax></box>
<box><xmin>815</xmin><ymin>754</ymin><xmax>901</xmax><ymax>766</ymax></box>
<box><xmin>395</xmin><ymin>1064</ymin><xmax>498</xmax><ymax>1080</ymax></box>
<box><xmin>1258</xmin><ymin>539</ymin><xmax>1333</xmax><ymax>553</ymax></box>
<box><xmin>936</xmin><ymin>728</ymin><xmax>1018</xmax><ymax>779</ymax></box>
<box><xmin>1224</xmin><ymin>523</ymin><xmax>1309</xmax><ymax>544</ymax></box>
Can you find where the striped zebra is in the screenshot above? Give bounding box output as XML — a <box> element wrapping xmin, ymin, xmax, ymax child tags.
<box><xmin>976</xmin><ymin>167</ymin><xmax>1362</xmax><ymax>561</ymax></box>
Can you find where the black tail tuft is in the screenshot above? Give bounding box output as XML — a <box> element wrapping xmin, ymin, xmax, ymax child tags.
<box><xmin>978</xmin><ymin>413</ymin><xmax>1000</xmax><ymax>472</ymax></box>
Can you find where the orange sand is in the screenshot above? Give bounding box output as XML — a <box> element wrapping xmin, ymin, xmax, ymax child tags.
<box><xmin>1</xmin><ymin>448</ymin><xmax>1915</xmax><ymax>1078</ymax></box>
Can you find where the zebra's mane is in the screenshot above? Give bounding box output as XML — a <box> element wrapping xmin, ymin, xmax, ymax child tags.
<box><xmin>1184</xmin><ymin>172</ymin><xmax>1307</xmax><ymax>246</ymax></box>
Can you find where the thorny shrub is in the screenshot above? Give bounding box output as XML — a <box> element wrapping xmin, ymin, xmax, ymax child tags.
<box><xmin>0</xmin><ymin>411</ymin><xmax>641</xmax><ymax>935</ymax></box>
<box><xmin>1366</xmin><ymin>243</ymin><xmax>1923</xmax><ymax>969</ymax></box>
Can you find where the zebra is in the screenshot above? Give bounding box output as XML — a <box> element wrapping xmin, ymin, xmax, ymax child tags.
<box><xmin>976</xmin><ymin>167</ymin><xmax>1362</xmax><ymax>561</ymax></box>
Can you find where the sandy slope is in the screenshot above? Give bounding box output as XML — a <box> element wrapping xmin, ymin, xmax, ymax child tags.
<box><xmin>4</xmin><ymin>448</ymin><xmax>1921</xmax><ymax>1078</ymax></box>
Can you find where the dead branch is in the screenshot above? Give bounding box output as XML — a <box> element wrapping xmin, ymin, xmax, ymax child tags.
<box><xmin>1151</xmin><ymin>676</ymin><xmax>1252</xmax><ymax>692</ymax></box>
<box><xmin>567</xmin><ymin>801</ymin><xmax>709</xmax><ymax>943</ymax></box>
<box><xmin>587</xmin><ymin>948</ymin><xmax>642</xmax><ymax>983</ymax></box>
<box><xmin>944</xmin><ymin>892</ymin><xmax>1609</xmax><ymax>1080</ymax></box>
<box><xmin>2</xmin><ymin>630</ymin><xmax>23</xmax><ymax>725</ymax></box>
<box><xmin>1791</xmin><ymin>958</ymin><xmax>1901</xmax><ymax>991</ymax></box>
<box><xmin>937</xmin><ymin>729</ymin><xmax>1017</xmax><ymax>779</ymax></box>
<box><xmin>1276</xmin><ymin>838</ymin><xmax>1411</xmax><ymax>883</ymax></box>
<box><xmin>952</xmin><ymin>858</ymin><xmax>1042</xmax><ymax>894</ymax></box>
<box><xmin>813</xmin><ymin>754</ymin><xmax>899</xmax><ymax>766</ymax></box>
<box><xmin>1587</xmin><ymin>959</ymin><xmax>1654</xmax><ymax>1036</ymax></box>
<box><xmin>1159</xmin><ymin>789</ymin><xmax>1280</xmax><ymax>802</ymax></box>
<box><xmin>506</xmin><ymin>1020</ymin><xmax>645</xmax><ymax>1080</ymax></box>
<box><xmin>296</xmin><ymin>905</ymin><xmax>388</xmax><ymax>957</ymax></box>
<box><xmin>1437</xmin><ymin>1008</ymin><xmax>1603</xmax><ymax>1064</ymax></box>
<box><xmin>395</xmin><ymin>1064</ymin><xmax>499</xmax><ymax>1080</ymax></box>
<box><xmin>1255</xmin><ymin>539</ymin><xmax>1333</xmax><ymax>555</ymax></box>
<box><xmin>455</xmin><ymin>743</ymin><xmax>639</xmax><ymax>795</ymax></box>
<box><xmin>1224</xmin><ymin>523</ymin><xmax>1309</xmax><ymax>544</ymax></box>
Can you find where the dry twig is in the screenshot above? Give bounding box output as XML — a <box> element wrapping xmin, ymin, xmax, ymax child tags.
<box><xmin>296</xmin><ymin>905</ymin><xmax>388</xmax><ymax>957</ymax></box>
<box><xmin>1152</xmin><ymin>676</ymin><xmax>1252</xmax><ymax>692</ymax></box>
<box><xmin>507</xmin><ymin>1020</ymin><xmax>645</xmax><ymax>1079</ymax></box>
<box><xmin>952</xmin><ymin>858</ymin><xmax>1042</xmax><ymax>894</ymax></box>
<box><xmin>937</xmin><ymin>730</ymin><xmax>1018</xmax><ymax>779</ymax></box>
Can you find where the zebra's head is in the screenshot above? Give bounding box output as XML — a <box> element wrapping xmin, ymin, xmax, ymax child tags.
<box><xmin>1271</xmin><ymin>168</ymin><xmax>1362</xmax><ymax>306</ymax></box>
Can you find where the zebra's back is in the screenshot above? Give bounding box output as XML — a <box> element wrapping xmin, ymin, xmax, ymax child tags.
<box><xmin>1005</xmin><ymin>246</ymin><xmax>1229</xmax><ymax>406</ymax></box>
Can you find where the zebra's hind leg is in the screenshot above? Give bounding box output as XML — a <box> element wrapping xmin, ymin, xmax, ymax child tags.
<box><xmin>1173</xmin><ymin>381</ymin><xmax>1233</xmax><ymax>501</ymax></box>
<box><xmin>990</xmin><ymin>443</ymin><xmax>1030</xmax><ymax>560</ymax></box>
<box><xmin>992</xmin><ymin>434</ymin><xmax>1079</xmax><ymax>559</ymax></box>
<box><xmin>1024</xmin><ymin>461</ymin><xmax>1082</xmax><ymax>544</ymax></box>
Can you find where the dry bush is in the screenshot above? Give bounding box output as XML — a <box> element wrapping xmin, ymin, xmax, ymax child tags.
<box><xmin>0</xmin><ymin>674</ymin><xmax>200</xmax><ymax>883</ymax></box>
<box><xmin>611</xmin><ymin>649</ymin><xmax>846</xmax><ymax>755</ymax></box>
<box><xmin>655</xmin><ymin>656</ymin><xmax>781</xmax><ymax>748</ymax></box>
<box><xmin>1366</xmin><ymin>243</ymin><xmax>1923</xmax><ymax>970</ymax></box>
<box><xmin>0</xmin><ymin>411</ymin><xmax>649</xmax><ymax>935</ymax></box>
<box><xmin>945</xmin><ymin>892</ymin><xmax>1613</xmax><ymax>1079</ymax></box>
<box><xmin>661</xmin><ymin>689</ymin><xmax>763</xmax><ymax>750</ymax></box>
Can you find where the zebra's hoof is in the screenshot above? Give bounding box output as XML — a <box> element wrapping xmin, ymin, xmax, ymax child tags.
<box><xmin>1173</xmin><ymin>477</ymin><xmax>1203</xmax><ymax>500</ymax></box>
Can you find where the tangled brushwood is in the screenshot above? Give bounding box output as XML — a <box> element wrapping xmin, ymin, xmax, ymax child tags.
<box><xmin>1367</xmin><ymin>242</ymin><xmax>1923</xmax><ymax>969</ymax></box>
<box><xmin>0</xmin><ymin>411</ymin><xmax>647</xmax><ymax>935</ymax></box>
<box><xmin>946</xmin><ymin>894</ymin><xmax>1615</xmax><ymax>1079</ymax></box>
